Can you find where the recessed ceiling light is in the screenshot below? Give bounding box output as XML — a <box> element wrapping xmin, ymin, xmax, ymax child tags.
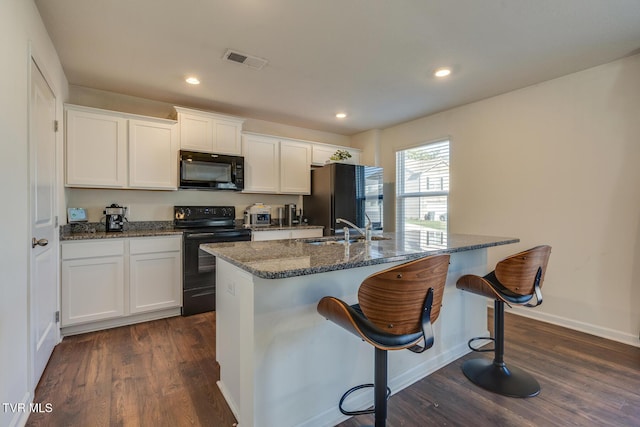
<box><xmin>336</xmin><ymin>113</ymin><xmax>347</xmax><ymax>119</ymax></box>
<box><xmin>434</xmin><ymin>68</ymin><xmax>451</xmax><ymax>78</ymax></box>
<box><xmin>185</xmin><ymin>77</ymin><xmax>200</xmax><ymax>85</ymax></box>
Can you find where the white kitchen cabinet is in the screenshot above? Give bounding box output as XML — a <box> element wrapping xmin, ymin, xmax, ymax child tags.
<box><xmin>65</xmin><ymin>107</ymin><xmax>127</xmax><ymax>187</ymax></box>
<box><xmin>311</xmin><ymin>143</ymin><xmax>361</xmax><ymax>166</ymax></box>
<box><xmin>65</xmin><ymin>104</ymin><xmax>178</xmax><ymax>190</ymax></box>
<box><xmin>242</xmin><ymin>133</ymin><xmax>311</xmax><ymax>194</ymax></box>
<box><xmin>280</xmin><ymin>138</ymin><xmax>312</xmax><ymax>194</ymax></box>
<box><xmin>129</xmin><ymin>236</ymin><xmax>182</xmax><ymax>314</ymax></box>
<box><xmin>252</xmin><ymin>228</ymin><xmax>323</xmax><ymax>241</ymax></box>
<box><xmin>242</xmin><ymin>133</ymin><xmax>280</xmax><ymax>193</ymax></box>
<box><xmin>61</xmin><ymin>236</ymin><xmax>182</xmax><ymax>334</ymax></box>
<box><xmin>61</xmin><ymin>240</ymin><xmax>126</xmax><ymax>326</ymax></box>
<box><xmin>175</xmin><ymin>106</ymin><xmax>244</xmax><ymax>155</ymax></box>
<box><xmin>129</xmin><ymin>119</ymin><xmax>179</xmax><ymax>189</ymax></box>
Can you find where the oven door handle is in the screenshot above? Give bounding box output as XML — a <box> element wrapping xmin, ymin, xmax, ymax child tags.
<box><xmin>186</xmin><ymin>231</ymin><xmax>249</xmax><ymax>239</ymax></box>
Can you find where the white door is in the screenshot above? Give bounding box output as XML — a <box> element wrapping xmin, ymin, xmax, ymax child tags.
<box><xmin>29</xmin><ymin>58</ymin><xmax>58</xmax><ymax>388</ymax></box>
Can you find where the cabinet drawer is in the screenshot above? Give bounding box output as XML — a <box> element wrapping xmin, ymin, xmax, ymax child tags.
<box><xmin>62</xmin><ymin>240</ymin><xmax>125</xmax><ymax>260</ymax></box>
<box><xmin>130</xmin><ymin>236</ymin><xmax>182</xmax><ymax>254</ymax></box>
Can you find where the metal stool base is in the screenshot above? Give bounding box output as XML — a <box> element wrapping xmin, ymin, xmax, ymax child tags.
<box><xmin>462</xmin><ymin>358</ymin><xmax>540</xmax><ymax>398</ymax></box>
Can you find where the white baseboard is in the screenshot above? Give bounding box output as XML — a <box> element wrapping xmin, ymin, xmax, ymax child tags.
<box><xmin>301</xmin><ymin>341</ymin><xmax>473</xmax><ymax>427</ymax></box>
<box><xmin>6</xmin><ymin>391</ymin><xmax>31</xmax><ymax>427</ymax></box>
<box><xmin>506</xmin><ymin>305</ymin><xmax>640</xmax><ymax>348</ymax></box>
<box><xmin>390</xmin><ymin>341</ymin><xmax>471</xmax><ymax>394</ymax></box>
<box><xmin>217</xmin><ymin>380</ymin><xmax>240</xmax><ymax>421</ymax></box>
<box><xmin>60</xmin><ymin>308</ymin><xmax>181</xmax><ymax>336</ymax></box>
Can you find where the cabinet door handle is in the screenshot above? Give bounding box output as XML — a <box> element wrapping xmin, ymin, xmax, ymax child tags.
<box><xmin>32</xmin><ymin>237</ymin><xmax>49</xmax><ymax>248</ymax></box>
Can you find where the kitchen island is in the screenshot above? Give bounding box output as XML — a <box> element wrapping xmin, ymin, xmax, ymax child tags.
<box><xmin>201</xmin><ymin>231</ymin><xmax>518</xmax><ymax>427</ymax></box>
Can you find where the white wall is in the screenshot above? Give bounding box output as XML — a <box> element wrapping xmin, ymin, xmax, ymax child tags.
<box><xmin>379</xmin><ymin>54</ymin><xmax>640</xmax><ymax>346</ymax></box>
<box><xmin>64</xmin><ymin>85</ymin><xmax>352</xmax><ymax>222</ymax></box>
<box><xmin>1</xmin><ymin>1</ymin><xmax>68</xmax><ymax>426</ymax></box>
<box><xmin>68</xmin><ymin>85</ymin><xmax>352</xmax><ymax>146</ymax></box>
<box><xmin>350</xmin><ymin>128</ymin><xmax>381</xmax><ymax>166</ymax></box>
<box><xmin>66</xmin><ymin>188</ymin><xmax>303</xmax><ymax>223</ymax></box>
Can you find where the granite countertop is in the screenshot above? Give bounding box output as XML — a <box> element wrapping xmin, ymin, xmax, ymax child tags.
<box><xmin>201</xmin><ymin>231</ymin><xmax>519</xmax><ymax>279</ymax></box>
<box><xmin>248</xmin><ymin>225</ymin><xmax>324</xmax><ymax>231</ymax></box>
<box><xmin>60</xmin><ymin>221</ymin><xmax>182</xmax><ymax>241</ymax></box>
<box><xmin>60</xmin><ymin>221</ymin><xmax>324</xmax><ymax>241</ymax></box>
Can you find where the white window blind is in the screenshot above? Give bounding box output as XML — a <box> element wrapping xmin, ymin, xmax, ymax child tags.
<box><xmin>396</xmin><ymin>140</ymin><xmax>450</xmax><ymax>233</ymax></box>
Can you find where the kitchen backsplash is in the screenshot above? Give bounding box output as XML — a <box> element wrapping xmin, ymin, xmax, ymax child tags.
<box><xmin>65</xmin><ymin>188</ymin><xmax>302</xmax><ymax>223</ymax></box>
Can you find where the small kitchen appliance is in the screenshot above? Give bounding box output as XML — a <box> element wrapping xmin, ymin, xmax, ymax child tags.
<box><xmin>244</xmin><ymin>203</ymin><xmax>272</xmax><ymax>227</ymax></box>
<box><xmin>284</xmin><ymin>203</ymin><xmax>299</xmax><ymax>226</ymax></box>
<box><xmin>179</xmin><ymin>150</ymin><xmax>244</xmax><ymax>191</ymax></box>
<box><xmin>104</xmin><ymin>203</ymin><xmax>127</xmax><ymax>232</ymax></box>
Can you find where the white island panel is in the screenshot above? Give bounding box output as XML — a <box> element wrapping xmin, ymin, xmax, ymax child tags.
<box><xmin>215</xmin><ymin>249</ymin><xmax>489</xmax><ymax>427</ymax></box>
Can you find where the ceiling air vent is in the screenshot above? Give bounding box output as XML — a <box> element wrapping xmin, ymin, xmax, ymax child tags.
<box><xmin>223</xmin><ymin>49</ymin><xmax>268</xmax><ymax>70</ymax></box>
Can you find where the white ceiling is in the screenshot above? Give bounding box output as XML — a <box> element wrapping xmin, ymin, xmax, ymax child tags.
<box><xmin>35</xmin><ymin>0</ymin><xmax>640</xmax><ymax>136</ymax></box>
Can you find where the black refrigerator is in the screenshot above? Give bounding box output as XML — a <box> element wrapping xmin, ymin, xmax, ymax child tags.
<box><xmin>303</xmin><ymin>163</ymin><xmax>383</xmax><ymax>236</ymax></box>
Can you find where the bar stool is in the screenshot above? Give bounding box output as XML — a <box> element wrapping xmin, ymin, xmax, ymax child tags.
<box><xmin>317</xmin><ymin>254</ymin><xmax>450</xmax><ymax>427</ymax></box>
<box><xmin>456</xmin><ymin>245</ymin><xmax>551</xmax><ymax>397</ymax></box>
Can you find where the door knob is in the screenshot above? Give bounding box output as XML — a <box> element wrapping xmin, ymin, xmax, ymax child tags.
<box><xmin>32</xmin><ymin>237</ymin><xmax>49</xmax><ymax>248</ymax></box>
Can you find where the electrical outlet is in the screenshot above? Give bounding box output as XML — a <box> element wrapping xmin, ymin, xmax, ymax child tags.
<box><xmin>227</xmin><ymin>282</ymin><xmax>236</xmax><ymax>296</ymax></box>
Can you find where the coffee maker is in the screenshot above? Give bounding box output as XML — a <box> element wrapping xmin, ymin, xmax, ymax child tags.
<box><xmin>104</xmin><ymin>203</ymin><xmax>127</xmax><ymax>232</ymax></box>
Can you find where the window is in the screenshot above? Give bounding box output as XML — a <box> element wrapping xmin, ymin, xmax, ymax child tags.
<box><xmin>396</xmin><ymin>140</ymin><xmax>450</xmax><ymax>233</ymax></box>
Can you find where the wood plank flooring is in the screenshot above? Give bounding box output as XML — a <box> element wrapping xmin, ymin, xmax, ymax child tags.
<box><xmin>27</xmin><ymin>312</ymin><xmax>237</xmax><ymax>427</ymax></box>
<box><xmin>28</xmin><ymin>310</ymin><xmax>640</xmax><ymax>427</ymax></box>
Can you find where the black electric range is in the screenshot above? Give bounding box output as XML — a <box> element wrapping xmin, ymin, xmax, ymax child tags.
<box><xmin>174</xmin><ymin>206</ymin><xmax>251</xmax><ymax>316</ymax></box>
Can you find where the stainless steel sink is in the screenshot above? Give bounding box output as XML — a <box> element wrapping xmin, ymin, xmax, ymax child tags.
<box><xmin>306</xmin><ymin>239</ymin><xmax>358</xmax><ymax>245</ymax></box>
<box><xmin>304</xmin><ymin>236</ymin><xmax>391</xmax><ymax>245</ymax></box>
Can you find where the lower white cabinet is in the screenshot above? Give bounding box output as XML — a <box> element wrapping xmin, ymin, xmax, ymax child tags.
<box><xmin>129</xmin><ymin>237</ymin><xmax>182</xmax><ymax>314</ymax></box>
<box><xmin>61</xmin><ymin>236</ymin><xmax>182</xmax><ymax>332</ymax></box>
<box><xmin>61</xmin><ymin>240</ymin><xmax>126</xmax><ymax>325</ymax></box>
<box><xmin>252</xmin><ymin>228</ymin><xmax>323</xmax><ymax>241</ymax></box>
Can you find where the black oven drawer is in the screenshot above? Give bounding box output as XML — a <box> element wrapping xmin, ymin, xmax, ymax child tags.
<box><xmin>182</xmin><ymin>287</ymin><xmax>216</xmax><ymax>316</ymax></box>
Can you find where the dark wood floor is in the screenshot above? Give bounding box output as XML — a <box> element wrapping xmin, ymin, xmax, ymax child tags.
<box><xmin>28</xmin><ymin>310</ymin><xmax>640</xmax><ymax>427</ymax></box>
<box><xmin>27</xmin><ymin>313</ymin><xmax>237</xmax><ymax>427</ymax></box>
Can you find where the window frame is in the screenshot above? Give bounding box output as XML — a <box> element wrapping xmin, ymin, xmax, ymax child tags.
<box><xmin>395</xmin><ymin>138</ymin><xmax>450</xmax><ymax>233</ymax></box>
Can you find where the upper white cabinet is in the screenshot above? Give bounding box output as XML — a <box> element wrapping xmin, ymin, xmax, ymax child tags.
<box><xmin>280</xmin><ymin>139</ymin><xmax>312</xmax><ymax>194</ymax></box>
<box><xmin>311</xmin><ymin>143</ymin><xmax>361</xmax><ymax>166</ymax></box>
<box><xmin>175</xmin><ymin>106</ymin><xmax>245</xmax><ymax>155</ymax></box>
<box><xmin>65</xmin><ymin>104</ymin><xmax>178</xmax><ymax>190</ymax></box>
<box><xmin>242</xmin><ymin>133</ymin><xmax>311</xmax><ymax>194</ymax></box>
<box><xmin>242</xmin><ymin>133</ymin><xmax>280</xmax><ymax>193</ymax></box>
<box><xmin>128</xmin><ymin>119</ymin><xmax>178</xmax><ymax>189</ymax></box>
<box><xmin>66</xmin><ymin>107</ymin><xmax>127</xmax><ymax>187</ymax></box>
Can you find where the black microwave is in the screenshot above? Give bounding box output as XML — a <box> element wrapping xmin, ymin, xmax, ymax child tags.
<box><xmin>179</xmin><ymin>150</ymin><xmax>244</xmax><ymax>191</ymax></box>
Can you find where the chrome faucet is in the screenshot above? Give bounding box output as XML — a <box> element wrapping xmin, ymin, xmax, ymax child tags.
<box><xmin>336</xmin><ymin>215</ymin><xmax>372</xmax><ymax>242</ymax></box>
